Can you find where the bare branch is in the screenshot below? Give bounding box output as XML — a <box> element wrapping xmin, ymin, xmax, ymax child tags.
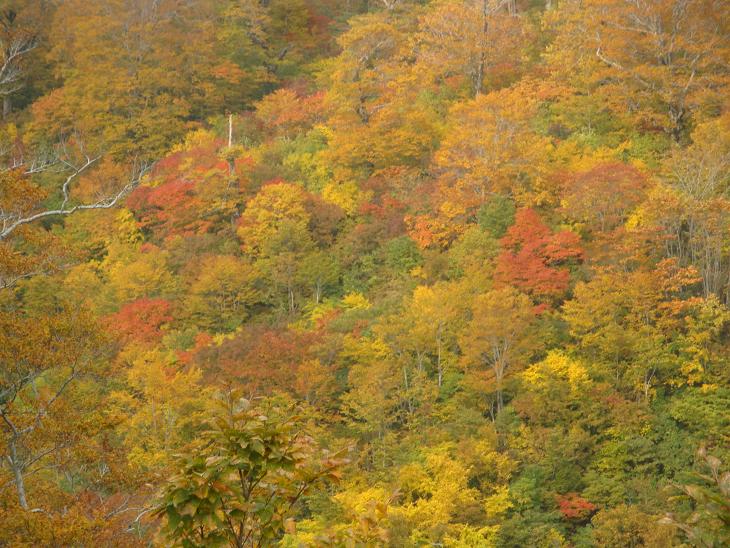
<box><xmin>0</xmin><ymin>408</ymin><xmax>19</xmax><ymax>436</ymax></box>
<box><xmin>60</xmin><ymin>155</ymin><xmax>101</xmax><ymax>209</ymax></box>
<box><xmin>0</xmin><ymin>161</ymin><xmax>152</xmax><ymax>241</ymax></box>
<box><xmin>0</xmin><ymin>268</ymin><xmax>43</xmax><ymax>290</ymax></box>
<box><xmin>595</xmin><ymin>44</ymin><xmax>653</xmax><ymax>90</ymax></box>
<box><xmin>0</xmin><ymin>35</ymin><xmax>37</xmax><ymax>91</ymax></box>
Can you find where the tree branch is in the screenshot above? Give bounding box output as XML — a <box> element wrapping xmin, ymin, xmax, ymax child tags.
<box><xmin>0</xmin><ymin>161</ymin><xmax>152</xmax><ymax>240</ymax></box>
<box><xmin>0</xmin><ymin>35</ymin><xmax>36</xmax><ymax>90</ymax></box>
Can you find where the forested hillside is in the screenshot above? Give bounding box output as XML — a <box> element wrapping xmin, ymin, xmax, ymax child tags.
<box><xmin>1</xmin><ymin>1</ymin><xmax>729</xmax><ymax>546</ymax></box>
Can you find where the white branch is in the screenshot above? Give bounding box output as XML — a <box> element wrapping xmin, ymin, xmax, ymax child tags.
<box><xmin>0</xmin><ymin>36</ymin><xmax>36</xmax><ymax>89</ymax></box>
<box><xmin>0</xmin><ymin>162</ymin><xmax>152</xmax><ymax>240</ymax></box>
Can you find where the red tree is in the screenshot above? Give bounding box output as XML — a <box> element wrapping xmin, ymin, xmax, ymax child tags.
<box><xmin>495</xmin><ymin>208</ymin><xmax>582</xmax><ymax>304</ymax></box>
<box><xmin>195</xmin><ymin>326</ymin><xmax>322</xmax><ymax>396</ymax></box>
<box><xmin>562</xmin><ymin>162</ymin><xmax>648</xmax><ymax>233</ymax></box>
<box><xmin>106</xmin><ymin>298</ymin><xmax>173</xmax><ymax>345</ymax></box>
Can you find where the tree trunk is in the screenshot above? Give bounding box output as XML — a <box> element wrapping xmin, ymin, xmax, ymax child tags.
<box><xmin>436</xmin><ymin>325</ymin><xmax>443</xmax><ymax>388</ymax></box>
<box><xmin>474</xmin><ymin>0</ymin><xmax>489</xmax><ymax>96</ymax></box>
<box><xmin>493</xmin><ymin>358</ymin><xmax>506</xmax><ymax>415</ymax></box>
<box><xmin>402</xmin><ymin>366</ymin><xmax>414</xmax><ymax>415</ymax></box>
<box><xmin>3</xmin><ymin>96</ymin><xmax>11</xmax><ymax>119</ymax></box>
<box><xmin>9</xmin><ymin>442</ymin><xmax>28</xmax><ymax>510</ymax></box>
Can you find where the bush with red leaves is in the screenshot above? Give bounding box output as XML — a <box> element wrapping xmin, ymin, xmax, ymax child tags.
<box><xmin>106</xmin><ymin>298</ymin><xmax>173</xmax><ymax>345</ymax></box>
<box><xmin>557</xmin><ymin>492</ymin><xmax>597</xmax><ymax>521</ymax></box>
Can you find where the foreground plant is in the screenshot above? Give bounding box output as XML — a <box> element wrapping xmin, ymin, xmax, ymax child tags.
<box><xmin>661</xmin><ymin>448</ymin><xmax>730</xmax><ymax>547</ymax></box>
<box><xmin>155</xmin><ymin>390</ymin><xmax>346</xmax><ymax>547</ymax></box>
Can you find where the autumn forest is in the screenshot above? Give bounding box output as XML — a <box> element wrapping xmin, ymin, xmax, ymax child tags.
<box><xmin>0</xmin><ymin>0</ymin><xmax>729</xmax><ymax>546</ymax></box>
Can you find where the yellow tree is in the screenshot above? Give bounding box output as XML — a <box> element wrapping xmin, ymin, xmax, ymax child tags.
<box><xmin>0</xmin><ymin>0</ymin><xmax>53</xmax><ymax>118</ymax></box>
<box><xmin>411</xmin><ymin>82</ymin><xmax>550</xmax><ymax>247</ymax></box>
<box><xmin>391</xmin><ymin>443</ymin><xmax>483</xmax><ymax>544</ymax></box>
<box><xmin>237</xmin><ymin>182</ymin><xmax>316</xmax><ymax>312</ymax></box>
<box><xmin>321</xmin><ymin>11</ymin><xmax>440</xmax><ymax>181</ymax></box>
<box><xmin>105</xmin><ymin>245</ymin><xmax>177</xmax><ymax>304</ymax></box>
<box><xmin>0</xmin><ymin>307</ymin><xmax>106</xmax><ymax>510</ymax></box>
<box><xmin>155</xmin><ymin>392</ymin><xmax>345</xmax><ymax>548</ymax></box>
<box><xmin>237</xmin><ymin>182</ymin><xmax>310</xmax><ymax>257</ymax></box>
<box><xmin>518</xmin><ymin>350</ymin><xmax>593</xmax><ymax>426</ymax></box>
<box><xmin>661</xmin><ymin>113</ymin><xmax>730</xmax><ymax>299</ymax></box>
<box><xmin>548</xmin><ymin>0</ymin><xmax>729</xmax><ymax>141</ymax></box>
<box><xmin>381</xmin><ymin>284</ymin><xmax>461</xmax><ymax>388</ymax></box>
<box><xmin>322</xmin><ymin>12</ymin><xmax>406</xmax><ymax>130</ymax></box>
<box><xmin>459</xmin><ymin>287</ymin><xmax>536</xmax><ymax>415</ymax></box>
<box><xmin>187</xmin><ymin>255</ymin><xmax>261</xmax><ymax>331</ymax></box>
<box><xmin>339</xmin><ymin>335</ymin><xmax>402</xmax><ymax>463</ymax></box>
<box><xmin>434</xmin><ymin>82</ymin><xmax>548</xmax><ymax>202</ymax></box>
<box><xmin>562</xmin><ymin>261</ymin><xmax>708</xmax><ymax>398</ymax></box>
<box><xmin>38</xmin><ymin>0</ymin><xmax>221</xmax><ymax>160</ymax></box>
<box><xmin>416</xmin><ymin>0</ymin><xmax>525</xmax><ymax>96</ymax></box>
<box><xmin>110</xmin><ymin>349</ymin><xmax>211</xmax><ymax>476</ymax></box>
<box><xmin>411</xmin><ymin>283</ymin><xmax>462</xmax><ymax>389</ymax></box>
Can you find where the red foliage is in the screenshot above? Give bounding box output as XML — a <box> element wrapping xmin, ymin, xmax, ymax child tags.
<box><xmin>126</xmin><ymin>179</ymin><xmax>202</xmax><ymax>236</ymax></box>
<box><xmin>557</xmin><ymin>493</ymin><xmax>597</xmax><ymax>521</ymax></box>
<box><xmin>255</xmin><ymin>88</ymin><xmax>325</xmax><ymax>137</ymax></box>
<box><xmin>195</xmin><ymin>326</ymin><xmax>321</xmax><ymax>396</ymax></box>
<box><xmin>359</xmin><ymin>191</ymin><xmax>408</xmax><ymax>239</ymax></box>
<box><xmin>313</xmin><ymin>307</ymin><xmax>342</xmax><ymax>330</ymax></box>
<box><xmin>404</xmin><ymin>214</ymin><xmax>440</xmax><ymax>249</ymax></box>
<box><xmin>106</xmin><ymin>298</ymin><xmax>173</xmax><ymax>345</ymax></box>
<box><xmin>127</xmin><ymin>139</ymin><xmax>245</xmax><ymax>240</ymax></box>
<box><xmin>306</xmin><ymin>193</ymin><xmax>345</xmax><ymax>245</ymax></box>
<box><xmin>495</xmin><ymin>208</ymin><xmax>583</xmax><ymax>302</ymax></box>
<box><xmin>234</xmin><ymin>155</ymin><xmax>255</xmax><ymax>175</ymax></box>
<box><xmin>139</xmin><ymin>242</ymin><xmax>158</xmax><ymax>253</ymax></box>
<box><xmin>562</xmin><ymin>162</ymin><xmax>648</xmax><ymax>232</ymax></box>
<box><xmin>152</xmin><ymin>140</ymin><xmax>226</xmax><ymax>177</ymax></box>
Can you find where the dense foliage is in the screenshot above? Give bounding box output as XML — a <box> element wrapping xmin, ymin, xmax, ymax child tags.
<box><xmin>0</xmin><ymin>0</ymin><xmax>729</xmax><ymax>546</ymax></box>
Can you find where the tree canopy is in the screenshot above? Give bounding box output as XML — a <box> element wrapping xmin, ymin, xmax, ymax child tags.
<box><xmin>0</xmin><ymin>0</ymin><xmax>728</xmax><ymax>546</ymax></box>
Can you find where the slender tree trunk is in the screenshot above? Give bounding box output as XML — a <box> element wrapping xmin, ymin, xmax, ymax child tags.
<box><xmin>3</xmin><ymin>96</ymin><xmax>11</xmax><ymax>119</ymax></box>
<box><xmin>436</xmin><ymin>324</ymin><xmax>443</xmax><ymax>388</ymax></box>
<box><xmin>226</xmin><ymin>114</ymin><xmax>236</xmax><ymax>176</ymax></box>
<box><xmin>643</xmin><ymin>369</ymin><xmax>654</xmax><ymax>402</ymax></box>
<box><xmin>494</xmin><ymin>359</ymin><xmax>506</xmax><ymax>415</ymax></box>
<box><xmin>474</xmin><ymin>0</ymin><xmax>489</xmax><ymax>96</ymax></box>
<box><xmin>9</xmin><ymin>442</ymin><xmax>28</xmax><ymax>510</ymax></box>
<box><xmin>403</xmin><ymin>366</ymin><xmax>414</xmax><ymax>414</ymax></box>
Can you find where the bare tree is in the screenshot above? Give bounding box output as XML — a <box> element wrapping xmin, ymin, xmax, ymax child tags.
<box><xmin>0</xmin><ymin>9</ymin><xmax>38</xmax><ymax>118</ymax></box>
